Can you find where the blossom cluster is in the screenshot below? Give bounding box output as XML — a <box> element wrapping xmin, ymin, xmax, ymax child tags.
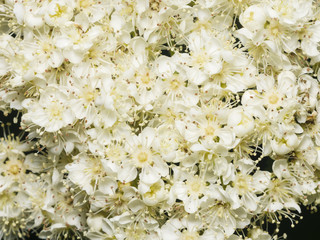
<box><xmin>0</xmin><ymin>0</ymin><xmax>320</xmax><ymax>239</ymax></box>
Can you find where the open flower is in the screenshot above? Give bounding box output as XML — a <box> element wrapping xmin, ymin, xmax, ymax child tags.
<box><xmin>22</xmin><ymin>86</ymin><xmax>75</xmax><ymax>132</ymax></box>
<box><xmin>118</xmin><ymin>127</ymin><xmax>168</xmax><ymax>184</ymax></box>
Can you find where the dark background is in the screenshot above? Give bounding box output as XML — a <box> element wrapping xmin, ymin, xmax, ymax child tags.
<box><xmin>279</xmin><ymin>206</ymin><xmax>318</xmax><ymax>239</ymax></box>
<box><xmin>0</xmin><ymin>110</ymin><xmax>319</xmax><ymax>240</ymax></box>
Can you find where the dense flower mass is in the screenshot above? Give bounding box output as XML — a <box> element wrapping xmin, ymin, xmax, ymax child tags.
<box><xmin>1</xmin><ymin>0</ymin><xmax>320</xmax><ymax>239</ymax></box>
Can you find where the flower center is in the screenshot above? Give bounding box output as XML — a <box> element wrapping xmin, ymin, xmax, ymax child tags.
<box><xmin>137</xmin><ymin>152</ymin><xmax>148</xmax><ymax>163</ymax></box>
<box><xmin>50</xmin><ymin>4</ymin><xmax>68</xmax><ymax>18</ymax></box>
<box><xmin>47</xmin><ymin>102</ymin><xmax>64</xmax><ymax>120</ymax></box>
<box><xmin>170</xmin><ymin>79</ymin><xmax>181</xmax><ymax>91</ymax></box>
<box><xmin>9</xmin><ymin>164</ymin><xmax>20</xmax><ymax>175</ymax></box>
<box><xmin>190</xmin><ymin>181</ymin><xmax>201</xmax><ymax>192</ymax></box>
<box><xmin>269</xmin><ymin>179</ymin><xmax>290</xmax><ymax>201</ymax></box>
<box><xmin>79</xmin><ymin>0</ymin><xmax>93</xmax><ymax>8</ymax></box>
<box><xmin>234</xmin><ymin>174</ymin><xmax>252</xmax><ymax>195</ymax></box>
<box><xmin>0</xmin><ymin>192</ymin><xmax>13</xmax><ymax>208</ymax></box>
<box><xmin>144</xmin><ymin>181</ymin><xmax>162</xmax><ymax>198</ymax></box>
<box><xmin>265</xmin><ymin>20</ymin><xmax>282</xmax><ymax>37</ymax></box>
<box><xmin>187</xmin><ymin>177</ymin><xmax>204</xmax><ymax>196</ymax></box>
<box><xmin>81</xmin><ymin>85</ymin><xmax>99</xmax><ymax>103</ymax></box>
<box><xmin>268</xmin><ymin>94</ymin><xmax>279</xmax><ymax>104</ymax></box>
<box><xmin>140</xmin><ymin>72</ymin><xmax>151</xmax><ymax>85</ymax></box>
<box><xmin>205</xmin><ymin>125</ymin><xmax>215</xmax><ymax>136</ymax></box>
<box><xmin>181</xmin><ymin>231</ymin><xmax>199</xmax><ymax>240</ymax></box>
<box><xmin>193</xmin><ymin>51</ymin><xmax>209</xmax><ymax>68</ymax></box>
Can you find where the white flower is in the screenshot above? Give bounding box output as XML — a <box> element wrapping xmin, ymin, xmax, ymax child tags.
<box><xmin>139</xmin><ymin>179</ymin><xmax>168</xmax><ymax>206</ymax></box>
<box><xmin>263</xmin><ymin>176</ymin><xmax>302</xmax><ymax>213</ymax></box>
<box><xmin>240</xmin><ymin>5</ymin><xmax>267</xmax><ymax>32</ymax></box>
<box><xmin>86</xmin><ymin>218</ymin><xmax>116</xmax><ymax>240</ymax></box>
<box><xmin>243</xmin><ymin>73</ymin><xmax>295</xmax><ymax>110</ymax></box>
<box><xmin>228</xmin><ymin>107</ymin><xmax>255</xmax><ymax>137</ymax></box>
<box><xmin>0</xmin><ymin>134</ymin><xmax>30</xmax><ymax>162</ymax></box>
<box><xmin>155</xmin><ymin>56</ymin><xmax>199</xmax><ymax>107</ymax></box>
<box><xmin>183</xmin><ymin>30</ymin><xmax>223</xmax><ymax>85</ymax></box>
<box><xmin>248</xmin><ymin>228</ymin><xmax>272</xmax><ymax>240</ymax></box>
<box><xmin>199</xmin><ymin>188</ymin><xmax>250</xmax><ymax>237</ymax></box>
<box><xmin>172</xmin><ymin>169</ymin><xmax>212</xmax><ymax>213</ymax></box>
<box><xmin>271</xmin><ymin>133</ymin><xmax>300</xmax><ymax>155</ymax></box>
<box><xmin>119</xmin><ymin>127</ymin><xmax>168</xmax><ymax>184</ymax></box>
<box><xmin>232</xmin><ymin>159</ymin><xmax>271</xmax><ymax>212</ymax></box>
<box><xmin>65</xmin><ymin>153</ymin><xmax>107</xmax><ymax>195</ymax></box>
<box><xmin>13</xmin><ymin>2</ymin><xmax>45</xmax><ymax>29</ymax></box>
<box><xmin>69</xmin><ymin>77</ymin><xmax>102</xmax><ymax>126</ymax></box>
<box><xmin>30</xmin><ymin>30</ymin><xmax>64</xmax><ymax>70</ymax></box>
<box><xmin>75</xmin><ymin>0</ymin><xmax>108</xmax><ymax>23</ymax></box>
<box><xmin>44</xmin><ymin>0</ymin><xmax>74</xmax><ymax>27</ymax></box>
<box><xmin>90</xmin><ymin>181</ymin><xmax>137</xmax><ymax>216</ymax></box>
<box><xmin>161</xmin><ymin>215</ymin><xmax>221</xmax><ymax>240</ymax></box>
<box><xmin>300</xmin><ymin>21</ymin><xmax>320</xmax><ymax>57</ymax></box>
<box><xmin>22</xmin><ymin>87</ymin><xmax>75</xmax><ymax>132</ymax></box>
<box><xmin>55</xmin><ymin>25</ymin><xmax>103</xmax><ymax>64</ymax></box>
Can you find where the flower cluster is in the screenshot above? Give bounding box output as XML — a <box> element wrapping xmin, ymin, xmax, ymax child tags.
<box><xmin>1</xmin><ymin>0</ymin><xmax>320</xmax><ymax>239</ymax></box>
